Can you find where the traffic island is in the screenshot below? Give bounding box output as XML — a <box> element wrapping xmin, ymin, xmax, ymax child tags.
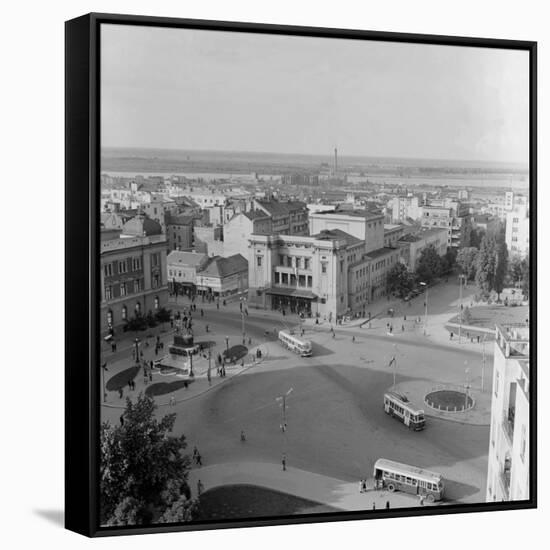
<box><xmin>425</xmin><ymin>387</ymin><xmax>475</xmax><ymax>413</ymax></box>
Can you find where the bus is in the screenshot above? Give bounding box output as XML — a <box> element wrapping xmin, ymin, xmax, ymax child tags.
<box><xmin>278</xmin><ymin>330</ymin><xmax>312</xmax><ymax>357</ymax></box>
<box><xmin>383</xmin><ymin>391</ymin><xmax>425</xmax><ymax>430</ymax></box>
<box><xmin>373</xmin><ymin>458</ymin><xmax>444</xmax><ymax>502</ymax></box>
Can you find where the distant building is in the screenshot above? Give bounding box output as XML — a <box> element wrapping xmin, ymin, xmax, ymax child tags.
<box><xmin>309</xmin><ymin>209</ymin><xmax>385</xmax><ymax>252</ymax></box>
<box><xmin>389</xmin><ymin>196</ymin><xmax>422</xmax><ymax>222</ymax></box>
<box><xmin>473</xmin><ymin>214</ymin><xmax>500</xmax><ymax>238</ymax></box>
<box><xmin>223</xmin><ymin>211</ymin><xmax>272</xmax><ymax>259</ymax></box>
<box><xmin>253</xmin><ymin>199</ymin><xmax>309</xmax><ymax>235</ymax></box>
<box><xmin>196</xmin><ymin>254</ymin><xmax>249</xmax><ymax>299</ymax></box>
<box><xmin>165</xmin><ymin>213</ymin><xmax>194</xmax><ymax>252</ymax></box>
<box><xmin>100</xmin><ymin>213</ymin><xmax>168</xmax><ymax>333</ymax></box>
<box><xmin>383</xmin><ymin>224</ymin><xmax>407</xmax><ymax>248</ymax></box>
<box><xmin>420</xmin><ymin>202</ymin><xmax>471</xmax><ymax>249</ymax></box>
<box><xmin>486</xmin><ymin>324</ymin><xmax>530</xmax><ymax>502</ymax></box>
<box><xmin>193</xmin><ymin>224</ymin><xmax>224</xmax><ymax>257</ymax></box>
<box><xmin>505</xmin><ymin>204</ymin><xmax>529</xmax><ymax>258</ymax></box>
<box><xmin>167</xmin><ymin>250</ymin><xmax>209</xmax><ymax>297</ymax></box>
<box><xmin>143</xmin><ymin>196</ymin><xmax>178</xmax><ymax>230</ymax></box>
<box><xmin>397</xmin><ymin>227</ymin><xmax>448</xmax><ymax>272</ymax></box>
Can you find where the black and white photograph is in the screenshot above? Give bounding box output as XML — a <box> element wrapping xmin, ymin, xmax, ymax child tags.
<box><xmin>93</xmin><ymin>19</ymin><xmax>534</xmax><ymax>530</ymax></box>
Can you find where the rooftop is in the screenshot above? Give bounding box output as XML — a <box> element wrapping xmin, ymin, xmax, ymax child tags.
<box><xmin>365</xmin><ymin>247</ymin><xmax>397</xmax><ymax>260</ymax></box>
<box><xmin>121</xmin><ymin>212</ymin><xmax>162</xmax><ymax>237</ymax></box>
<box><xmin>255</xmin><ymin>199</ymin><xmax>307</xmax><ymax>216</ymax></box>
<box><xmin>199</xmin><ymin>254</ymin><xmax>248</xmax><ymax>278</ymax></box>
<box><xmin>167</xmin><ymin>250</ymin><xmax>208</xmax><ymax>267</ymax></box>
<box><xmin>312</xmin><ymin>229</ymin><xmax>363</xmax><ymax>246</ymax></box>
<box><xmin>243</xmin><ymin>210</ymin><xmax>271</xmax><ymax>221</ymax></box>
<box><xmin>311</xmin><ymin>208</ymin><xmax>383</xmax><ymax>220</ymax></box>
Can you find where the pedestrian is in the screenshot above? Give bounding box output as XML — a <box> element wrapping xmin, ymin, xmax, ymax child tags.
<box><xmin>118</xmin><ymin>387</ymin><xmax>123</xmax><ymax>399</ymax></box>
<box><xmin>119</xmin><ymin>414</ymin><xmax>124</xmax><ymax>426</ymax></box>
<box><xmin>196</xmin><ymin>453</ymin><xmax>202</xmax><ymax>466</ymax></box>
<box><xmin>389</xmin><ymin>325</ymin><xmax>393</xmax><ymax>334</ymax></box>
<box><xmin>450</xmin><ymin>332</ymin><xmax>453</xmax><ymax>340</ymax></box>
<box><xmin>404</xmin><ymin>315</ymin><xmax>406</xmax><ymax>321</ymax></box>
<box><xmin>359</xmin><ymin>480</ymin><xmax>364</xmax><ymax>493</ymax></box>
<box><xmin>205</xmin><ymin>324</ymin><xmax>209</xmax><ymax>332</ymax></box>
<box><xmin>197</xmin><ymin>479</ymin><xmax>204</xmax><ymax>496</ymax></box>
<box><xmin>332</xmin><ymin>332</ymin><xmax>335</xmax><ymax>339</ymax></box>
<box><xmin>150</xmin><ymin>360</ymin><xmax>154</xmax><ymax>369</ymax></box>
<box><xmin>111</xmin><ymin>341</ymin><xmax>116</xmax><ymax>353</ymax></box>
<box><xmin>248</xmin><ymin>337</ymin><xmax>252</xmax><ymax>345</ymax></box>
<box><xmin>282</xmin><ymin>454</ymin><xmax>287</xmax><ymax>471</ymax></box>
<box><xmin>200</xmin><ymin>309</ymin><xmax>204</xmax><ymax>317</ymax></box>
<box><xmin>149</xmin><ymin>372</ymin><xmax>152</xmax><ymax>382</ymax></box>
<box><xmin>466</xmin><ymin>331</ymin><xmax>470</xmax><ymax>339</ymax></box>
<box><xmin>477</xmin><ymin>335</ymin><xmax>480</xmax><ymax>343</ymax></box>
<box><xmin>240</xmin><ymin>430</ymin><xmax>246</xmax><ymax>442</ymax></box>
<box><xmin>401</xmin><ymin>325</ymin><xmax>404</xmax><ymax>332</ymax></box>
<box><xmin>419</xmin><ymin>494</ymin><xmax>425</xmax><ymax>506</ymax></box>
<box><xmin>362</xmin><ymin>479</ymin><xmax>367</xmax><ymax>493</ymax></box>
<box><xmin>385</xmin><ymin>501</ymin><xmax>390</xmax><ymax>509</ymax></box>
<box><xmin>372</xmin><ymin>503</ymin><xmax>376</xmax><ymax>510</ymax></box>
<box><xmin>216</xmin><ymin>302</ymin><xmax>219</xmax><ymax>310</ymax></box>
<box><xmin>352</xmin><ymin>336</ymin><xmax>355</xmax><ymax>343</ymax></box>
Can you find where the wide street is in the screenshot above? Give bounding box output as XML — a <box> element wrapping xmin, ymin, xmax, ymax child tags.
<box><xmin>101</xmin><ymin>278</ymin><xmax>493</xmax><ymax>507</ymax></box>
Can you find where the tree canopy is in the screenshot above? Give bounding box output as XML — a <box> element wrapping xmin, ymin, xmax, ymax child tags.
<box><xmin>386</xmin><ymin>262</ymin><xmax>415</xmax><ymax>298</ymax></box>
<box><xmin>100</xmin><ymin>394</ymin><xmax>197</xmax><ymax>526</ymax></box>
<box><xmin>415</xmin><ymin>245</ymin><xmax>442</xmax><ymax>284</ymax></box>
<box><xmin>456</xmin><ymin>247</ymin><xmax>479</xmax><ymax>281</ymax></box>
<box><xmin>474</xmin><ymin>235</ymin><xmax>509</xmax><ymax>300</ymax></box>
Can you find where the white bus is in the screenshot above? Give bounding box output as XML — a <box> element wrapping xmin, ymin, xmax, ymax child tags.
<box><xmin>384</xmin><ymin>391</ymin><xmax>425</xmax><ymax>431</ymax></box>
<box><xmin>278</xmin><ymin>330</ymin><xmax>312</xmax><ymax>357</ymax></box>
<box><xmin>373</xmin><ymin>458</ymin><xmax>444</xmax><ymax>502</ymax></box>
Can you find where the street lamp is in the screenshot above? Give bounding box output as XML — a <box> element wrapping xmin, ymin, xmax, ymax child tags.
<box><xmin>276</xmin><ymin>388</ymin><xmax>293</xmax><ymax>432</ymax></box>
<box><xmin>240</xmin><ymin>296</ymin><xmax>247</xmax><ymax>344</ymax></box>
<box><xmin>464</xmin><ymin>362</ymin><xmax>470</xmax><ymax>409</ymax></box>
<box><xmin>458</xmin><ymin>274</ymin><xmax>466</xmax><ymax>343</ymax></box>
<box><xmin>225</xmin><ymin>336</ymin><xmax>229</xmax><ymax>352</ymax></box>
<box><xmin>134</xmin><ymin>337</ymin><xmax>140</xmax><ymax>364</ymax></box>
<box><xmin>419</xmin><ymin>282</ymin><xmax>428</xmax><ymax>336</ymax></box>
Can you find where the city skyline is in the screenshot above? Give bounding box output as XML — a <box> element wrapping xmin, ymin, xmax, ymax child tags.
<box><xmin>101</xmin><ymin>25</ymin><xmax>529</xmax><ymax>164</ymax></box>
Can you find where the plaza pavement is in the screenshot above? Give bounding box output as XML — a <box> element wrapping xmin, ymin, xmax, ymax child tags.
<box><xmin>188</xmin><ymin>461</ymin><xmax>436</xmax><ymax>510</ymax></box>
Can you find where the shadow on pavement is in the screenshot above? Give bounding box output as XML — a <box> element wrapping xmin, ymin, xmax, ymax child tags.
<box><xmin>311</xmin><ymin>343</ymin><xmax>335</xmax><ymax>357</ymax></box>
<box><xmin>444</xmin><ymin>479</ymin><xmax>481</xmax><ymax>501</ymax></box>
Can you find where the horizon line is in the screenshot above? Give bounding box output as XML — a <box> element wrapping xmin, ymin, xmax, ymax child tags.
<box><xmin>101</xmin><ymin>145</ymin><xmax>529</xmax><ymax>169</ymax></box>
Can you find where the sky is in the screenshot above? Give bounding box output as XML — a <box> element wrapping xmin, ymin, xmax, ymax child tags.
<box><xmin>101</xmin><ymin>24</ymin><xmax>530</xmax><ymax>164</ymax></box>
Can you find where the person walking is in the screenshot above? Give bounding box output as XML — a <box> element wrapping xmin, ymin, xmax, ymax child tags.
<box><xmin>206</xmin><ymin>324</ymin><xmax>209</xmax><ymax>332</ymax></box>
<box><xmin>372</xmin><ymin>503</ymin><xmax>376</xmax><ymax>510</ymax></box>
<box><xmin>352</xmin><ymin>335</ymin><xmax>355</xmax><ymax>343</ymax></box>
<box><xmin>118</xmin><ymin>387</ymin><xmax>123</xmax><ymax>399</ymax></box>
<box><xmin>196</xmin><ymin>453</ymin><xmax>202</xmax><ymax>467</ymax></box>
<box><xmin>282</xmin><ymin>454</ymin><xmax>287</xmax><ymax>471</ymax></box>
<box><xmin>385</xmin><ymin>501</ymin><xmax>390</xmax><ymax>509</ymax></box>
<box><xmin>240</xmin><ymin>430</ymin><xmax>246</xmax><ymax>442</ymax></box>
<box><xmin>119</xmin><ymin>414</ymin><xmax>124</xmax><ymax>426</ymax></box>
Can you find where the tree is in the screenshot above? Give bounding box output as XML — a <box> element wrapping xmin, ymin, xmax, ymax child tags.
<box><xmin>469</xmin><ymin>227</ymin><xmax>485</xmax><ymax>249</ymax></box>
<box><xmin>441</xmin><ymin>248</ymin><xmax>457</xmax><ymax>275</ymax></box>
<box><xmin>456</xmin><ymin>247</ymin><xmax>479</xmax><ymax>281</ymax></box>
<box><xmin>100</xmin><ymin>394</ymin><xmax>197</xmax><ymax>526</ymax></box>
<box><xmin>155</xmin><ymin>307</ymin><xmax>172</xmax><ymax>329</ymax></box>
<box><xmin>415</xmin><ymin>245</ymin><xmax>442</xmax><ymax>284</ymax></box>
<box><xmin>475</xmin><ymin>235</ymin><xmax>497</xmax><ymax>299</ymax></box>
<box><xmin>494</xmin><ymin>240</ymin><xmax>509</xmax><ymax>299</ymax></box>
<box><xmin>521</xmin><ymin>254</ymin><xmax>530</xmax><ymax>299</ymax></box>
<box><xmin>509</xmin><ymin>256</ymin><xmax>524</xmax><ymax>285</ymax></box>
<box><xmin>386</xmin><ymin>262</ymin><xmax>415</xmax><ymax>298</ymax></box>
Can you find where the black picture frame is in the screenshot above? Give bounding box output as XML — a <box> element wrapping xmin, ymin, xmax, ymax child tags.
<box><xmin>65</xmin><ymin>12</ymin><xmax>537</xmax><ymax>537</ymax></box>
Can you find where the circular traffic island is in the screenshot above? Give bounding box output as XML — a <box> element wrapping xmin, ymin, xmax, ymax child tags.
<box><xmin>425</xmin><ymin>389</ymin><xmax>474</xmax><ymax>413</ymax></box>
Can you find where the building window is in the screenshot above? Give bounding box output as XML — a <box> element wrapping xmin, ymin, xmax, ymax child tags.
<box><xmin>154</xmin><ymin>296</ymin><xmax>160</xmax><ymax>310</ymax></box>
<box><xmin>304</xmin><ymin>258</ymin><xmax>310</xmax><ymax>270</ymax></box>
<box><xmin>118</xmin><ymin>260</ymin><xmax>128</xmax><ymax>274</ymax></box>
<box><xmin>120</xmin><ymin>282</ymin><xmax>127</xmax><ymax>296</ymax></box>
<box><xmin>121</xmin><ymin>305</ymin><xmax>127</xmax><ymax>321</ymax></box>
<box><xmin>151</xmin><ymin>253</ymin><xmax>159</xmax><ymax>267</ymax></box>
<box><xmin>134</xmin><ymin>279</ymin><xmax>141</xmax><ymax>293</ymax></box>
<box><xmin>152</xmin><ymin>273</ymin><xmax>161</xmax><ymax>288</ymax></box>
<box><xmin>104</xmin><ymin>263</ymin><xmax>113</xmax><ymax>277</ymax></box>
<box><xmin>257</xmin><ymin>256</ymin><xmax>263</xmax><ymax>267</ymax></box>
<box><xmin>321</xmin><ymin>262</ymin><xmax>327</xmax><ymax>274</ymax></box>
<box><xmin>107</xmin><ymin>310</ymin><xmax>113</xmax><ymax>326</ymax></box>
<box><xmin>135</xmin><ymin>302</ymin><xmax>141</xmax><ymax>315</ymax></box>
<box><xmin>307</xmin><ymin>276</ymin><xmax>312</xmax><ymax>288</ymax></box>
<box><xmin>104</xmin><ymin>285</ymin><xmax>112</xmax><ymax>300</ymax></box>
<box><xmin>132</xmin><ymin>257</ymin><xmax>142</xmax><ymax>271</ymax></box>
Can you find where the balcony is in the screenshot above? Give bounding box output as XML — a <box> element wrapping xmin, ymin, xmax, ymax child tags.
<box><xmin>501</xmin><ymin>409</ymin><xmax>515</xmax><ymax>444</ymax></box>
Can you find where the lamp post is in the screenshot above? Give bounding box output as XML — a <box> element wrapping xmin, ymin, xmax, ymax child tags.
<box><xmin>420</xmin><ymin>282</ymin><xmax>428</xmax><ymax>336</ymax></box>
<box><xmin>134</xmin><ymin>337</ymin><xmax>140</xmax><ymax>364</ymax></box>
<box><xmin>225</xmin><ymin>336</ymin><xmax>229</xmax><ymax>352</ymax></box>
<box><xmin>276</xmin><ymin>388</ymin><xmax>293</xmax><ymax>433</ymax></box>
<box><xmin>458</xmin><ymin>274</ymin><xmax>465</xmax><ymax>343</ymax></box>
<box><xmin>464</xmin><ymin>362</ymin><xmax>470</xmax><ymax>409</ymax></box>
<box><xmin>240</xmin><ymin>297</ymin><xmax>247</xmax><ymax>345</ymax></box>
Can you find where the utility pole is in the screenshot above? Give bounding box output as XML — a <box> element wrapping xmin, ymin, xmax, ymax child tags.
<box><xmin>420</xmin><ymin>282</ymin><xmax>428</xmax><ymax>335</ymax></box>
<box><xmin>458</xmin><ymin>274</ymin><xmax>464</xmax><ymax>344</ymax></box>
<box><xmin>276</xmin><ymin>388</ymin><xmax>293</xmax><ymax>433</ymax></box>
<box><xmin>481</xmin><ymin>335</ymin><xmax>486</xmax><ymax>393</ymax></box>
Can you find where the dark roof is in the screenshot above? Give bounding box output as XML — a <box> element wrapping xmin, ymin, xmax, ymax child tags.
<box><xmin>365</xmin><ymin>247</ymin><xmax>397</xmax><ymax>260</ymax></box>
<box><xmin>166</xmin><ymin>213</ymin><xmax>194</xmax><ymax>226</ymax></box>
<box><xmin>200</xmin><ymin>254</ymin><xmax>248</xmax><ymax>278</ymax></box>
<box><xmin>243</xmin><ymin>210</ymin><xmax>270</xmax><ymax>221</ymax></box>
<box><xmin>312</xmin><ymin>229</ymin><xmax>362</xmax><ymax>246</ymax></box>
<box><xmin>398</xmin><ymin>234</ymin><xmax>422</xmax><ymax>243</ymax></box>
<box><xmin>121</xmin><ymin>212</ymin><xmax>162</xmax><ymax>237</ymax></box>
<box><xmin>255</xmin><ymin>199</ymin><xmax>307</xmax><ymax>217</ymax></box>
<box><xmin>311</xmin><ymin>208</ymin><xmax>383</xmax><ymax>220</ymax></box>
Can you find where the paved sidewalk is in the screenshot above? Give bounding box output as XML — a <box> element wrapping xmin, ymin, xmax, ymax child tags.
<box><xmin>188</xmin><ymin>461</ymin><xmax>437</xmax><ymax>510</ymax></box>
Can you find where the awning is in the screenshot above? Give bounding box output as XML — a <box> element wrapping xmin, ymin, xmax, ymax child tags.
<box><xmin>265</xmin><ymin>287</ymin><xmax>318</xmax><ymax>300</ymax></box>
